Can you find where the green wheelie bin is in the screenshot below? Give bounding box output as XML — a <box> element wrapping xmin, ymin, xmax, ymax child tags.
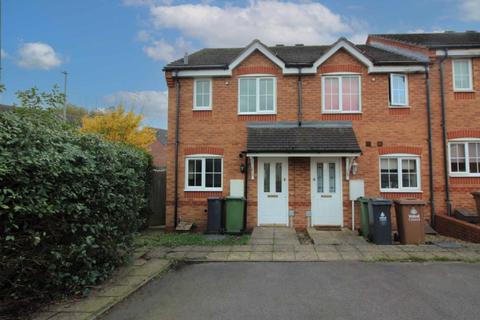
<box><xmin>358</xmin><ymin>197</ymin><xmax>370</xmax><ymax>238</ymax></box>
<box><xmin>225</xmin><ymin>196</ymin><xmax>245</xmax><ymax>233</ymax></box>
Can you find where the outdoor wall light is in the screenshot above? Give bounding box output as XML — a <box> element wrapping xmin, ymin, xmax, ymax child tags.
<box><xmin>352</xmin><ymin>161</ymin><xmax>359</xmax><ymax>175</ymax></box>
<box><xmin>240</xmin><ymin>163</ymin><xmax>246</xmax><ymax>173</ymax></box>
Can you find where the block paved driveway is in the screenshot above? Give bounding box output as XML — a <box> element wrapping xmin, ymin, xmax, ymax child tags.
<box><xmin>102</xmin><ymin>262</ymin><xmax>480</xmax><ymax>320</ymax></box>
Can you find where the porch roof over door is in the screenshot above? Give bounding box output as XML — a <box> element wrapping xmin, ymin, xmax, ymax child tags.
<box><xmin>246</xmin><ymin>121</ymin><xmax>361</xmax><ymax>155</ymax></box>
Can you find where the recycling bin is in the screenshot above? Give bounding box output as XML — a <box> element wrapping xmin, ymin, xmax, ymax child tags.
<box><xmin>358</xmin><ymin>197</ymin><xmax>370</xmax><ymax>238</ymax></box>
<box><xmin>368</xmin><ymin>198</ymin><xmax>393</xmax><ymax>245</ymax></box>
<box><xmin>394</xmin><ymin>199</ymin><xmax>426</xmax><ymax>245</ymax></box>
<box><xmin>225</xmin><ymin>196</ymin><xmax>245</xmax><ymax>234</ymax></box>
<box><xmin>472</xmin><ymin>191</ymin><xmax>480</xmax><ymax>215</ymax></box>
<box><xmin>207</xmin><ymin>197</ymin><xmax>224</xmax><ymax>233</ymax></box>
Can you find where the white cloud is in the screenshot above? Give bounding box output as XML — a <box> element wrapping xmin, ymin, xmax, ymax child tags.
<box><xmin>149</xmin><ymin>1</ymin><xmax>353</xmax><ymax>47</ymax></box>
<box><xmin>143</xmin><ymin>37</ymin><xmax>191</xmax><ymax>62</ymax></box>
<box><xmin>136</xmin><ymin>30</ymin><xmax>152</xmax><ymax>42</ymax></box>
<box><xmin>103</xmin><ymin>90</ymin><xmax>168</xmax><ymax>128</ymax></box>
<box><xmin>17</xmin><ymin>42</ymin><xmax>62</xmax><ymax>70</ymax></box>
<box><xmin>459</xmin><ymin>0</ymin><xmax>480</xmax><ymax>21</ymax></box>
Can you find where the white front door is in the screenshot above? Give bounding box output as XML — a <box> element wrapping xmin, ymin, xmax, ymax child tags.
<box><xmin>257</xmin><ymin>158</ymin><xmax>288</xmax><ymax>226</ymax></box>
<box><xmin>310</xmin><ymin>158</ymin><xmax>343</xmax><ymax>226</ymax></box>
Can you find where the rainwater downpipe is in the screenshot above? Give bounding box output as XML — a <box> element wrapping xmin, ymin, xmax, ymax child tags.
<box><xmin>297</xmin><ymin>68</ymin><xmax>303</xmax><ymax>127</ymax></box>
<box><xmin>424</xmin><ymin>64</ymin><xmax>436</xmax><ymax>226</ymax></box>
<box><xmin>174</xmin><ymin>71</ymin><xmax>181</xmax><ymax>228</ymax></box>
<box><xmin>439</xmin><ymin>49</ymin><xmax>452</xmax><ymax>216</ymax></box>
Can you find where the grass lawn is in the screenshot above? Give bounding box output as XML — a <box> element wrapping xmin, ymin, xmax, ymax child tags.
<box><xmin>136</xmin><ymin>231</ymin><xmax>250</xmax><ymax>248</ymax></box>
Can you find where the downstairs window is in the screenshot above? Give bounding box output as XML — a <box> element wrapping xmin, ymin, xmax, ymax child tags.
<box><xmin>380</xmin><ymin>155</ymin><xmax>421</xmax><ymax>192</ymax></box>
<box><xmin>185</xmin><ymin>156</ymin><xmax>223</xmax><ymax>191</ymax></box>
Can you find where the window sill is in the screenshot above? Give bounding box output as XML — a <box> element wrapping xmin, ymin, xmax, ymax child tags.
<box><xmin>453</xmin><ymin>90</ymin><xmax>475</xmax><ymax>93</ymax></box>
<box><xmin>449</xmin><ymin>174</ymin><xmax>480</xmax><ymax>178</ymax></box>
<box><xmin>184</xmin><ymin>188</ymin><xmax>223</xmax><ymax>192</ymax></box>
<box><xmin>321</xmin><ymin>111</ymin><xmax>362</xmax><ymax>114</ymax></box>
<box><xmin>380</xmin><ymin>190</ymin><xmax>423</xmax><ymax>193</ymax></box>
<box><xmin>388</xmin><ymin>105</ymin><xmax>410</xmax><ymax>109</ymax></box>
<box><xmin>193</xmin><ymin>108</ymin><xmax>212</xmax><ymax>111</ymax></box>
<box><xmin>238</xmin><ymin>112</ymin><xmax>276</xmax><ymax>115</ymax></box>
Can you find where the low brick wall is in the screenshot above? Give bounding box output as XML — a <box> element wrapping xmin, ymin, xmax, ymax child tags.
<box><xmin>436</xmin><ymin>214</ymin><xmax>480</xmax><ymax>243</ymax></box>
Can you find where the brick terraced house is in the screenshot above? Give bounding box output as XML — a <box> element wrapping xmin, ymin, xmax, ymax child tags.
<box><xmin>163</xmin><ymin>31</ymin><xmax>480</xmax><ymax>232</ymax></box>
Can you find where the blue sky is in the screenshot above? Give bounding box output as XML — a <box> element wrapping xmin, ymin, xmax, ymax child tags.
<box><xmin>1</xmin><ymin>0</ymin><xmax>479</xmax><ymax>128</ymax></box>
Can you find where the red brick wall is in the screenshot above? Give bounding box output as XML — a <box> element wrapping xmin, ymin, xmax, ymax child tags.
<box><xmin>164</xmin><ymin>47</ymin><xmax>480</xmax><ymax>231</ymax></box>
<box><xmin>436</xmin><ymin>214</ymin><xmax>480</xmax><ymax>243</ymax></box>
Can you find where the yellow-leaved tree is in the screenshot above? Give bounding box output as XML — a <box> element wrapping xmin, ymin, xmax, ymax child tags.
<box><xmin>81</xmin><ymin>105</ymin><xmax>156</xmax><ymax>150</ymax></box>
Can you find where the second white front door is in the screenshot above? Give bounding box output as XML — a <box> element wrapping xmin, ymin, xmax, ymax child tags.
<box><xmin>257</xmin><ymin>158</ymin><xmax>288</xmax><ymax>226</ymax></box>
<box><xmin>310</xmin><ymin>158</ymin><xmax>343</xmax><ymax>226</ymax></box>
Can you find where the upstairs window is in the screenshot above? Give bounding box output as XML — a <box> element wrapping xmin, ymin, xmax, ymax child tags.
<box><xmin>322</xmin><ymin>75</ymin><xmax>361</xmax><ymax>113</ymax></box>
<box><xmin>194</xmin><ymin>79</ymin><xmax>212</xmax><ymax>109</ymax></box>
<box><xmin>452</xmin><ymin>59</ymin><xmax>473</xmax><ymax>92</ymax></box>
<box><xmin>449</xmin><ymin>140</ymin><xmax>480</xmax><ymax>176</ymax></box>
<box><xmin>238</xmin><ymin>77</ymin><xmax>276</xmax><ymax>114</ymax></box>
<box><xmin>380</xmin><ymin>155</ymin><xmax>421</xmax><ymax>192</ymax></box>
<box><xmin>185</xmin><ymin>156</ymin><xmax>223</xmax><ymax>191</ymax></box>
<box><xmin>389</xmin><ymin>74</ymin><xmax>409</xmax><ymax>106</ymax></box>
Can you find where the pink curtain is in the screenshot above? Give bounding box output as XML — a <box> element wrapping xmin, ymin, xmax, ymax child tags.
<box><xmin>325</xmin><ymin>78</ymin><xmax>339</xmax><ymax>111</ymax></box>
<box><xmin>342</xmin><ymin>77</ymin><xmax>359</xmax><ymax>111</ymax></box>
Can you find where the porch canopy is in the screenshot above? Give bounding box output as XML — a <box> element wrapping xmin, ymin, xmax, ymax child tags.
<box><xmin>246</xmin><ymin>121</ymin><xmax>361</xmax><ymax>157</ymax></box>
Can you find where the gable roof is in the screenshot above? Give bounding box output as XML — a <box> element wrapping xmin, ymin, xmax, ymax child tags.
<box><xmin>165</xmin><ymin>42</ymin><xmax>423</xmax><ymax>71</ymax></box>
<box><xmin>247</xmin><ymin>122</ymin><xmax>361</xmax><ymax>154</ymax></box>
<box><xmin>370</xmin><ymin>31</ymin><xmax>480</xmax><ymax>49</ymax></box>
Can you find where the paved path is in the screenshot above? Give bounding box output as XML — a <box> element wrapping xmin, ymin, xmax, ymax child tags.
<box><xmin>102</xmin><ymin>262</ymin><xmax>480</xmax><ymax>320</ymax></box>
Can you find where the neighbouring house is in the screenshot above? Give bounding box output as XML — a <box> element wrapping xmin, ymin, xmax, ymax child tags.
<box><xmin>163</xmin><ymin>31</ymin><xmax>480</xmax><ymax>232</ymax></box>
<box><xmin>148</xmin><ymin>128</ymin><xmax>167</xmax><ymax>169</ymax></box>
<box><xmin>0</xmin><ymin>104</ymin><xmax>13</xmax><ymax>112</ymax></box>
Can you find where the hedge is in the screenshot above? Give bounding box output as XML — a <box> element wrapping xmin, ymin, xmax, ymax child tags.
<box><xmin>0</xmin><ymin>108</ymin><xmax>151</xmax><ymax>317</ymax></box>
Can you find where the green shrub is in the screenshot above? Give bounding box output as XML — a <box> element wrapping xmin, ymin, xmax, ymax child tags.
<box><xmin>0</xmin><ymin>108</ymin><xmax>151</xmax><ymax>317</ymax></box>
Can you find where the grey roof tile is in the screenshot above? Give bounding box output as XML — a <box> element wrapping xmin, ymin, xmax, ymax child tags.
<box><xmin>371</xmin><ymin>31</ymin><xmax>480</xmax><ymax>48</ymax></box>
<box><xmin>165</xmin><ymin>43</ymin><xmax>423</xmax><ymax>70</ymax></box>
<box><xmin>247</xmin><ymin>122</ymin><xmax>361</xmax><ymax>153</ymax></box>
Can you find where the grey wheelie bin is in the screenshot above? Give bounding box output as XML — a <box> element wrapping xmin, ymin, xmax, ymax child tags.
<box><xmin>368</xmin><ymin>198</ymin><xmax>393</xmax><ymax>245</ymax></box>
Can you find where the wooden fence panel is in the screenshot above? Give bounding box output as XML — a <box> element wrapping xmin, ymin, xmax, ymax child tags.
<box><xmin>148</xmin><ymin>169</ymin><xmax>166</xmax><ymax>226</ymax></box>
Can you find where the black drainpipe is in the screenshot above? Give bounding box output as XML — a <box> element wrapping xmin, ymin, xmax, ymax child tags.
<box><xmin>424</xmin><ymin>64</ymin><xmax>436</xmax><ymax>226</ymax></box>
<box><xmin>439</xmin><ymin>49</ymin><xmax>452</xmax><ymax>216</ymax></box>
<box><xmin>242</xmin><ymin>152</ymin><xmax>248</xmax><ymax>232</ymax></box>
<box><xmin>297</xmin><ymin>68</ymin><xmax>303</xmax><ymax>126</ymax></box>
<box><xmin>173</xmin><ymin>72</ymin><xmax>181</xmax><ymax>228</ymax></box>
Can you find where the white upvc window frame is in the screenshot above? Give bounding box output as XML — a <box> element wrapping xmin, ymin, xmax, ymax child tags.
<box><xmin>184</xmin><ymin>155</ymin><xmax>223</xmax><ymax>191</ymax></box>
<box><xmin>389</xmin><ymin>73</ymin><xmax>409</xmax><ymax>107</ymax></box>
<box><xmin>379</xmin><ymin>154</ymin><xmax>422</xmax><ymax>193</ymax></box>
<box><xmin>452</xmin><ymin>59</ymin><xmax>473</xmax><ymax>92</ymax></box>
<box><xmin>448</xmin><ymin>139</ymin><xmax>480</xmax><ymax>177</ymax></box>
<box><xmin>321</xmin><ymin>74</ymin><xmax>362</xmax><ymax>113</ymax></box>
<box><xmin>193</xmin><ymin>78</ymin><xmax>212</xmax><ymax>110</ymax></box>
<box><xmin>237</xmin><ymin>75</ymin><xmax>277</xmax><ymax>115</ymax></box>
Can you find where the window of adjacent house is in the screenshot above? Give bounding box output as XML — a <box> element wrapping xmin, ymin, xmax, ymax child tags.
<box><xmin>449</xmin><ymin>141</ymin><xmax>480</xmax><ymax>176</ymax></box>
<box><xmin>322</xmin><ymin>75</ymin><xmax>361</xmax><ymax>113</ymax></box>
<box><xmin>389</xmin><ymin>74</ymin><xmax>408</xmax><ymax>106</ymax></box>
<box><xmin>238</xmin><ymin>77</ymin><xmax>276</xmax><ymax>114</ymax></box>
<box><xmin>185</xmin><ymin>156</ymin><xmax>222</xmax><ymax>191</ymax></box>
<box><xmin>380</xmin><ymin>155</ymin><xmax>420</xmax><ymax>192</ymax></box>
<box><xmin>452</xmin><ymin>59</ymin><xmax>473</xmax><ymax>91</ymax></box>
<box><xmin>194</xmin><ymin>79</ymin><xmax>212</xmax><ymax>109</ymax></box>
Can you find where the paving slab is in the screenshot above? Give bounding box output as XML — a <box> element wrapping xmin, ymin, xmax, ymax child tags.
<box><xmin>49</xmin><ymin>297</ymin><xmax>117</xmax><ymax>313</ymax></box>
<box><xmin>47</xmin><ymin>312</ymin><xmax>93</xmax><ymax>320</ymax></box>
<box><xmin>249</xmin><ymin>252</ymin><xmax>273</xmax><ymax>261</ymax></box>
<box><xmin>228</xmin><ymin>252</ymin><xmax>251</xmax><ymax>261</ymax></box>
<box><xmin>209</xmin><ymin>245</ymin><xmax>233</xmax><ymax>252</ymax></box>
<box><xmin>294</xmin><ymin>245</ymin><xmax>315</xmax><ymax>252</ymax></box>
<box><xmin>251</xmin><ymin>244</ymin><xmax>273</xmax><ymax>252</ymax></box>
<box><xmin>205</xmin><ymin>252</ymin><xmax>230</xmax><ymax>261</ymax></box>
<box><xmin>128</xmin><ymin>259</ymin><xmax>171</xmax><ymax>277</ymax></box>
<box><xmin>273</xmin><ymin>252</ymin><xmax>296</xmax><ymax>261</ymax></box>
<box><xmin>184</xmin><ymin>252</ymin><xmax>208</xmax><ymax>260</ymax></box>
<box><xmin>316</xmin><ymin>251</ymin><xmax>343</xmax><ymax>261</ymax></box>
<box><xmin>294</xmin><ymin>251</ymin><xmax>319</xmax><ymax>261</ymax></box>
